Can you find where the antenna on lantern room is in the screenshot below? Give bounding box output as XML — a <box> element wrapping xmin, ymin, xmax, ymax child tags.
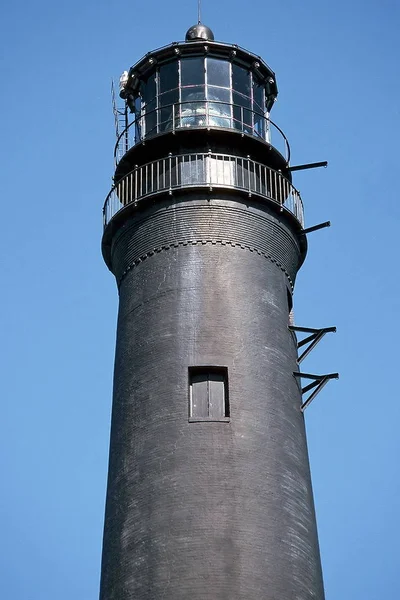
<box><xmin>198</xmin><ymin>0</ymin><xmax>201</xmax><ymax>24</ymax></box>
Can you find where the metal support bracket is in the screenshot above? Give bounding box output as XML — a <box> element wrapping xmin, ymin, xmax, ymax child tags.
<box><xmin>289</xmin><ymin>326</ymin><xmax>336</xmax><ymax>363</ymax></box>
<box><xmin>293</xmin><ymin>372</ymin><xmax>339</xmax><ymax>412</ymax></box>
<box><xmin>288</xmin><ymin>161</ymin><xmax>328</xmax><ymax>172</ymax></box>
<box><xmin>300</xmin><ymin>221</ymin><xmax>331</xmax><ymax>235</ymax></box>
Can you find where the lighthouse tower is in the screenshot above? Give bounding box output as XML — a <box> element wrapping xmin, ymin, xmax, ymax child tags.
<box><xmin>100</xmin><ymin>23</ymin><xmax>336</xmax><ymax>600</ymax></box>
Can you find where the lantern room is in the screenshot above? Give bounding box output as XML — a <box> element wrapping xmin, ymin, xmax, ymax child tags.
<box><xmin>116</xmin><ymin>24</ymin><xmax>289</xmax><ymax>168</ymax></box>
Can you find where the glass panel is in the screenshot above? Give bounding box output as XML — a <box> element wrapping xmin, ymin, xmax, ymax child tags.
<box><xmin>179</xmin><ymin>87</ymin><xmax>206</xmax><ymax>128</ymax></box>
<box><xmin>207</xmin><ymin>86</ymin><xmax>231</xmax><ymax>103</ymax></box>
<box><xmin>208</xmin><ymin>102</ymin><xmax>231</xmax><ymax>128</ymax></box>
<box><xmin>145</xmin><ymin>99</ymin><xmax>157</xmax><ymax>136</ymax></box>
<box><xmin>233</xmin><ymin>105</ymin><xmax>243</xmax><ymax>131</ymax></box>
<box><xmin>233</xmin><ymin>91</ymin><xmax>252</xmax><ymax>131</ymax></box>
<box><xmin>253</xmin><ymin>81</ymin><xmax>264</xmax><ymax>111</ymax></box>
<box><xmin>181</xmin><ymin>85</ymin><xmax>206</xmax><ymax>102</ymax></box>
<box><xmin>141</xmin><ymin>73</ymin><xmax>156</xmax><ymax>105</ymax></box>
<box><xmin>254</xmin><ymin>109</ymin><xmax>265</xmax><ymax>139</ymax></box>
<box><xmin>135</xmin><ymin>121</ymin><xmax>142</xmax><ymax>142</ymax></box>
<box><xmin>134</xmin><ymin>97</ymin><xmax>142</xmax><ymax>141</ymax></box>
<box><xmin>159</xmin><ymin>89</ymin><xmax>179</xmax><ymax>107</ymax></box>
<box><xmin>243</xmin><ymin>109</ymin><xmax>253</xmax><ymax>128</ymax></box>
<box><xmin>232</xmin><ymin>63</ymin><xmax>251</xmax><ymax>97</ymax></box>
<box><xmin>179</xmin><ymin>102</ymin><xmax>207</xmax><ymax>128</ymax></box>
<box><xmin>159</xmin><ymin>61</ymin><xmax>179</xmax><ymax>94</ymax></box>
<box><xmin>233</xmin><ymin>90</ymin><xmax>251</xmax><ymax>109</ymax></box>
<box><xmin>181</xmin><ymin>57</ymin><xmax>205</xmax><ymax>86</ymax></box>
<box><xmin>207</xmin><ymin>57</ymin><xmax>230</xmax><ymax>87</ymax></box>
<box><xmin>159</xmin><ymin>107</ymin><xmax>173</xmax><ymax>132</ymax></box>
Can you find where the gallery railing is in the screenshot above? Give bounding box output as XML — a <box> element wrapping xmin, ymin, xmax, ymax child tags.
<box><xmin>114</xmin><ymin>101</ymin><xmax>291</xmax><ymax>164</ymax></box>
<box><xmin>104</xmin><ymin>152</ymin><xmax>304</xmax><ymax>228</ymax></box>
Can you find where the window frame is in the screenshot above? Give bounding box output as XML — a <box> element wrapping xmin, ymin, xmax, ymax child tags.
<box><xmin>188</xmin><ymin>366</ymin><xmax>230</xmax><ymax>423</ymax></box>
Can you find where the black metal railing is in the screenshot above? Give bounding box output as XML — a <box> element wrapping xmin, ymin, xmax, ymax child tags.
<box><xmin>114</xmin><ymin>101</ymin><xmax>291</xmax><ymax>165</ymax></box>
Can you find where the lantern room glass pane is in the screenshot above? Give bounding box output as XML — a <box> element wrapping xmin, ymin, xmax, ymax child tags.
<box><xmin>179</xmin><ymin>102</ymin><xmax>207</xmax><ymax>128</ymax></box>
<box><xmin>206</xmin><ymin>57</ymin><xmax>230</xmax><ymax>87</ymax></box>
<box><xmin>232</xmin><ymin>64</ymin><xmax>251</xmax><ymax>98</ymax></box>
<box><xmin>233</xmin><ymin>91</ymin><xmax>251</xmax><ymax>109</ymax></box>
<box><xmin>159</xmin><ymin>107</ymin><xmax>174</xmax><ymax>131</ymax></box>
<box><xmin>141</xmin><ymin>73</ymin><xmax>156</xmax><ymax>106</ymax></box>
<box><xmin>207</xmin><ymin>86</ymin><xmax>231</xmax><ymax>103</ymax></box>
<box><xmin>159</xmin><ymin>61</ymin><xmax>179</xmax><ymax>94</ymax></box>
<box><xmin>208</xmin><ymin>103</ymin><xmax>231</xmax><ymax>128</ymax></box>
<box><xmin>159</xmin><ymin>89</ymin><xmax>179</xmax><ymax>108</ymax></box>
<box><xmin>233</xmin><ymin>91</ymin><xmax>252</xmax><ymax>131</ymax></box>
<box><xmin>254</xmin><ymin>110</ymin><xmax>265</xmax><ymax>138</ymax></box>
<box><xmin>181</xmin><ymin>85</ymin><xmax>206</xmax><ymax>102</ymax></box>
<box><xmin>145</xmin><ymin>99</ymin><xmax>157</xmax><ymax>136</ymax></box>
<box><xmin>253</xmin><ymin>81</ymin><xmax>264</xmax><ymax>111</ymax></box>
<box><xmin>181</xmin><ymin>57</ymin><xmax>205</xmax><ymax>86</ymax></box>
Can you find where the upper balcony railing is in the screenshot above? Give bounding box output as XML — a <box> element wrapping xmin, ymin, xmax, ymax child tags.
<box><xmin>114</xmin><ymin>101</ymin><xmax>291</xmax><ymax>165</ymax></box>
<box><xmin>104</xmin><ymin>152</ymin><xmax>303</xmax><ymax>228</ymax></box>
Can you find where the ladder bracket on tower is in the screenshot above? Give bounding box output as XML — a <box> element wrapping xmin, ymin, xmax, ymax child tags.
<box><xmin>293</xmin><ymin>371</ymin><xmax>339</xmax><ymax>412</ymax></box>
<box><xmin>289</xmin><ymin>325</ymin><xmax>336</xmax><ymax>363</ymax></box>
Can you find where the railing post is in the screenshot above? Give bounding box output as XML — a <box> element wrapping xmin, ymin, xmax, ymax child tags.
<box><xmin>168</xmin><ymin>153</ymin><xmax>172</xmax><ymax>192</ymax></box>
<box><xmin>129</xmin><ymin>172</ymin><xmax>133</xmax><ymax>205</ymax></box>
<box><xmin>163</xmin><ymin>157</ymin><xmax>166</xmax><ymax>189</ymax></box>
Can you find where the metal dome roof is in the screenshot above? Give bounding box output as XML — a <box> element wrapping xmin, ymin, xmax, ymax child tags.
<box><xmin>185</xmin><ymin>23</ymin><xmax>215</xmax><ymax>42</ymax></box>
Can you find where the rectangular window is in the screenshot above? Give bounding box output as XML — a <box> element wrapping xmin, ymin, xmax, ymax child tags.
<box><xmin>189</xmin><ymin>367</ymin><xmax>229</xmax><ymax>422</ymax></box>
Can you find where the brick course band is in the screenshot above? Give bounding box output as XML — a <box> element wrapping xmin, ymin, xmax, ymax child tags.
<box><xmin>109</xmin><ymin>199</ymin><xmax>302</xmax><ymax>288</ymax></box>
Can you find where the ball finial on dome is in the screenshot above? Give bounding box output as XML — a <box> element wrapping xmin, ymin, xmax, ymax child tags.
<box><xmin>185</xmin><ymin>23</ymin><xmax>215</xmax><ymax>42</ymax></box>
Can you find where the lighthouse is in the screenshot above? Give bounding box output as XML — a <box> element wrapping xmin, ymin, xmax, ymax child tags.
<box><xmin>100</xmin><ymin>22</ymin><xmax>337</xmax><ymax>600</ymax></box>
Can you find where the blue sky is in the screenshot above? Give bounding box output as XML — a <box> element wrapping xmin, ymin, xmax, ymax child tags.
<box><xmin>1</xmin><ymin>1</ymin><xmax>399</xmax><ymax>598</ymax></box>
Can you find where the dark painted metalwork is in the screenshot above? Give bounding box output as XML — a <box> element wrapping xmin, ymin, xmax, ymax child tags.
<box><xmin>113</xmin><ymin>35</ymin><xmax>279</xmax><ymax>172</ymax></box>
<box><xmin>185</xmin><ymin>23</ymin><xmax>215</xmax><ymax>41</ymax></box>
<box><xmin>113</xmin><ymin>108</ymin><xmax>291</xmax><ymax>165</ymax></box>
<box><xmin>103</xmin><ymin>152</ymin><xmax>303</xmax><ymax>229</ymax></box>
<box><xmin>294</xmin><ymin>372</ymin><xmax>339</xmax><ymax>411</ymax></box>
<box><xmin>289</xmin><ymin>160</ymin><xmax>328</xmax><ymax>172</ymax></box>
<box><xmin>100</xmin><ymin>22</ymin><xmax>336</xmax><ymax>600</ymax></box>
<box><xmin>301</xmin><ymin>221</ymin><xmax>331</xmax><ymax>235</ymax></box>
<box><xmin>290</xmin><ymin>326</ymin><xmax>337</xmax><ymax>363</ymax></box>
